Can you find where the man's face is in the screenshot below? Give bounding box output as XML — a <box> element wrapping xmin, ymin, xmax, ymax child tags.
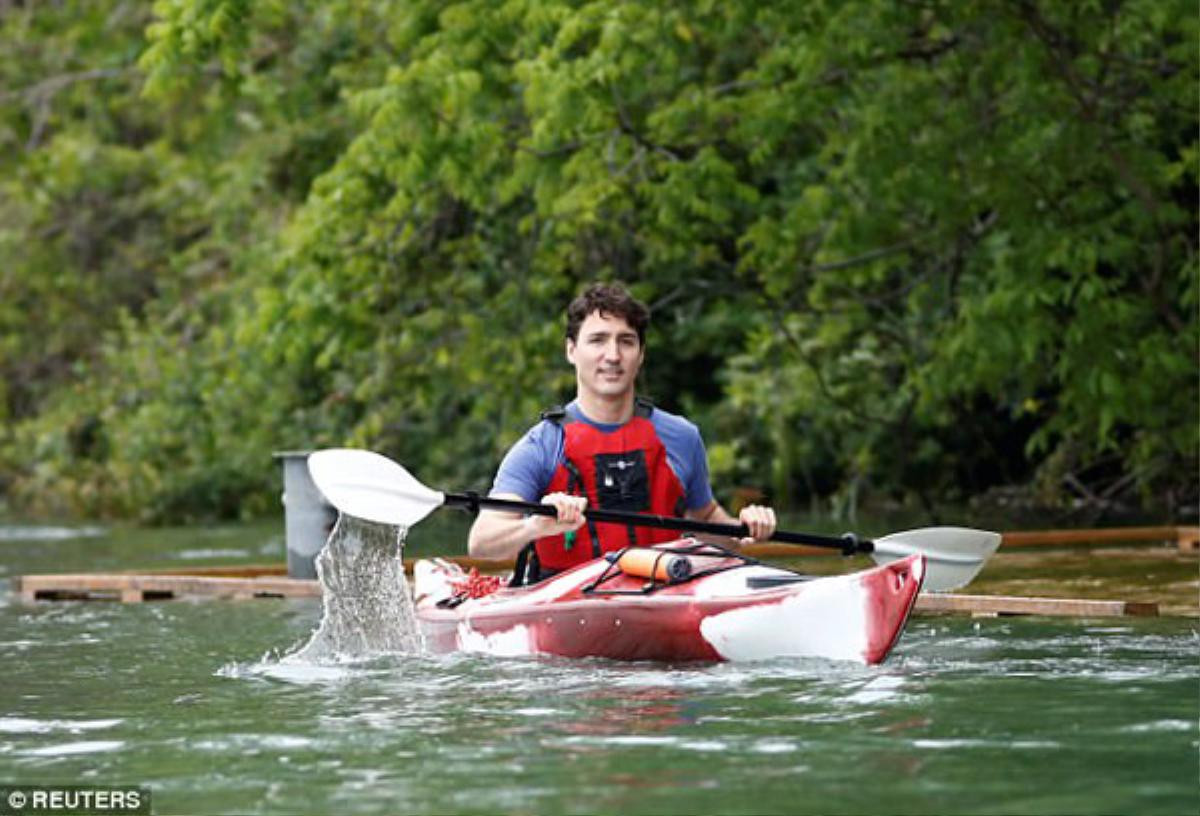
<box><xmin>566</xmin><ymin>311</ymin><xmax>644</xmax><ymax>400</ymax></box>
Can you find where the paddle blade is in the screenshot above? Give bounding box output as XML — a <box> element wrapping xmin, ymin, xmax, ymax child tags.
<box><xmin>870</xmin><ymin>527</ymin><xmax>1001</xmax><ymax>592</ymax></box>
<box><xmin>307</xmin><ymin>448</ymin><xmax>446</xmax><ymax>527</ymax></box>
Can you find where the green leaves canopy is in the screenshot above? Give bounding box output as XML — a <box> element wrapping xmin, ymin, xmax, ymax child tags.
<box><xmin>1</xmin><ymin>0</ymin><xmax>1195</xmax><ymax>522</ymax></box>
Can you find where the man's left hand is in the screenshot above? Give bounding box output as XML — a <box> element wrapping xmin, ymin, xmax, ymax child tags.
<box><xmin>737</xmin><ymin>504</ymin><xmax>777</xmax><ymax>545</ymax></box>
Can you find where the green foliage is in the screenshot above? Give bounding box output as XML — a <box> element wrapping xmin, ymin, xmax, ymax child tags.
<box><xmin>0</xmin><ymin>0</ymin><xmax>361</xmax><ymax>518</ymax></box>
<box><xmin>1</xmin><ymin>0</ymin><xmax>1195</xmax><ymax>523</ymax></box>
<box><xmin>720</xmin><ymin>0</ymin><xmax>1198</xmax><ymax>515</ymax></box>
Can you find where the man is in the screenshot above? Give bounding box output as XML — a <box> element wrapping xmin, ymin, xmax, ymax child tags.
<box><xmin>468</xmin><ymin>282</ymin><xmax>776</xmax><ymax>581</ymax></box>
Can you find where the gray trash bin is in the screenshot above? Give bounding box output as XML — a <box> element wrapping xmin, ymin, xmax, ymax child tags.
<box><xmin>274</xmin><ymin>451</ymin><xmax>337</xmax><ymax>579</ymax></box>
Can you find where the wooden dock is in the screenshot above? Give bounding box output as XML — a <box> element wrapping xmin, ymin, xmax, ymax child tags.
<box><xmin>12</xmin><ymin>562</ymin><xmax>1159</xmax><ymax>617</ymax></box>
<box><xmin>12</xmin><ymin>524</ymin><xmax>1190</xmax><ymax>613</ymax></box>
<box><xmin>14</xmin><ymin>569</ymin><xmax>319</xmax><ymax>603</ymax></box>
<box><xmin>999</xmin><ymin>525</ymin><xmax>1198</xmax><ymax>552</ymax></box>
<box><xmin>915</xmin><ymin>593</ymin><xmax>1158</xmax><ymax>618</ymax></box>
<box><xmin>739</xmin><ymin>525</ymin><xmax>1199</xmax><ymax>559</ymax></box>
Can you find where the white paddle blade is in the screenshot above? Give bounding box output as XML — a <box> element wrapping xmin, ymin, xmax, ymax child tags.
<box><xmin>871</xmin><ymin>526</ymin><xmax>1001</xmax><ymax>593</ymax></box>
<box><xmin>307</xmin><ymin>448</ymin><xmax>446</xmax><ymax>527</ymax></box>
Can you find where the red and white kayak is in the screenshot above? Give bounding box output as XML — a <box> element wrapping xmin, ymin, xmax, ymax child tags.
<box><xmin>413</xmin><ymin>541</ymin><xmax>925</xmax><ymax>664</ymax></box>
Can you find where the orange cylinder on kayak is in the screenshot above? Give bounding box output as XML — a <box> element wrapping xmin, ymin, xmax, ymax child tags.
<box><xmin>616</xmin><ymin>548</ymin><xmax>693</xmax><ymax>583</ymax></box>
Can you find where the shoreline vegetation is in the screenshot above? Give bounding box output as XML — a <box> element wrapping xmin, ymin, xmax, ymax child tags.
<box><xmin>1</xmin><ymin>1</ymin><xmax>1195</xmax><ymax>525</ymax></box>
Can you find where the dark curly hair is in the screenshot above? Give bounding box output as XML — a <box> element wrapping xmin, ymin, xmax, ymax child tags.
<box><xmin>565</xmin><ymin>282</ymin><xmax>650</xmax><ymax>346</ymax></box>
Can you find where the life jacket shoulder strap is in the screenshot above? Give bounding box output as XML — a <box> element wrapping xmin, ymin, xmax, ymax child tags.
<box><xmin>541</xmin><ymin>405</ymin><xmax>570</xmax><ymax>425</ymax></box>
<box><xmin>543</xmin><ymin>398</ymin><xmax>654</xmax><ymax>424</ymax></box>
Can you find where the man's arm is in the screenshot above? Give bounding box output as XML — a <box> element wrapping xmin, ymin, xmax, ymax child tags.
<box><xmin>656</xmin><ymin>411</ymin><xmax>776</xmax><ymax>546</ymax></box>
<box><xmin>686</xmin><ymin>500</ymin><xmax>777</xmax><ymax>548</ymax></box>
<box><xmin>469</xmin><ymin>420</ymin><xmax>574</xmax><ymax>561</ymax></box>
<box><xmin>467</xmin><ymin>492</ymin><xmax>588</xmax><ymax>561</ymax></box>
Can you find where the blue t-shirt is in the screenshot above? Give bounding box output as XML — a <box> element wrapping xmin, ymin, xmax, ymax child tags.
<box><xmin>491</xmin><ymin>400</ymin><xmax>715</xmax><ymax>512</ymax></box>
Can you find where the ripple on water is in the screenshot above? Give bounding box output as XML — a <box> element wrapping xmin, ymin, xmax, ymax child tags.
<box><xmin>842</xmin><ymin>674</ymin><xmax>913</xmax><ymax>705</ymax></box>
<box><xmin>217</xmin><ymin>658</ymin><xmax>365</xmax><ymax>685</ymax></box>
<box><xmin>560</xmin><ymin>734</ymin><xmax>677</xmax><ymax>747</ymax></box>
<box><xmin>189</xmin><ymin>734</ymin><xmax>317</xmax><ymax>752</ymax></box>
<box><xmin>0</xmin><ymin>717</ymin><xmax>123</xmax><ymax>734</ymax></box>
<box><xmin>1119</xmin><ymin>719</ymin><xmax>1197</xmax><ymax>734</ymax></box>
<box><xmin>677</xmin><ymin>739</ymin><xmax>728</xmax><ymax>752</ymax></box>
<box><xmin>21</xmin><ymin>740</ymin><xmax>124</xmax><ymax>757</ymax></box>
<box><xmin>912</xmin><ymin>738</ymin><xmax>1061</xmax><ymax>750</ymax></box>
<box><xmin>751</xmin><ymin>739</ymin><xmax>801</xmax><ymax>754</ymax></box>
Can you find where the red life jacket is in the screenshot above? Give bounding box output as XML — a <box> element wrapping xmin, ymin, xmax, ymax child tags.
<box><xmin>534</xmin><ymin>399</ymin><xmax>687</xmax><ymax>571</ymax></box>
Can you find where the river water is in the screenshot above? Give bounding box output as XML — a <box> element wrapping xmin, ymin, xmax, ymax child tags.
<box><xmin>0</xmin><ymin>520</ymin><xmax>1196</xmax><ymax>815</ymax></box>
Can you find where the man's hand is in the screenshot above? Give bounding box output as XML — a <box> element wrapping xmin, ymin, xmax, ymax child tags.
<box><xmin>737</xmin><ymin>503</ymin><xmax>777</xmax><ymax>547</ymax></box>
<box><xmin>684</xmin><ymin>499</ymin><xmax>777</xmax><ymax>549</ymax></box>
<box><xmin>527</xmin><ymin>492</ymin><xmax>588</xmax><ymax>536</ymax></box>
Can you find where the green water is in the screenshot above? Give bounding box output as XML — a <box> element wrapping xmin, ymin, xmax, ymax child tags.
<box><xmin>1</xmin><ymin>522</ymin><xmax>1197</xmax><ymax>815</ymax></box>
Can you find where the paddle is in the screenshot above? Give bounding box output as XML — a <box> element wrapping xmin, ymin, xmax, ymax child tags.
<box><xmin>306</xmin><ymin>448</ymin><xmax>1001</xmax><ymax>592</ymax></box>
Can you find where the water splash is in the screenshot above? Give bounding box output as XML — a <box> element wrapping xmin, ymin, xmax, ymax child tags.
<box><xmin>285</xmin><ymin>515</ymin><xmax>423</xmax><ymax>662</ymax></box>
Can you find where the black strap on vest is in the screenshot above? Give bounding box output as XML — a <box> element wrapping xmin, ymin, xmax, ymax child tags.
<box><xmin>509</xmin><ymin>542</ymin><xmax>563</xmax><ymax>587</ymax></box>
<box><xmin>509</xmin><ymin>542</ymin><xmax>537</xmax><ymax>587</ymax></box>
<box><xmin>541</xmin><ymin>405</ymin><xmax>568</xmax><ymax>423</ymax></box>
<box><xmin>541</xmin><ymin>396</ymin><xmax>656</xmax><ymax>426</ymax></box>
<box><xmin>561</xmin><ymin>457</ymin><xmax>601</xmax><ymax>557</ymax></box>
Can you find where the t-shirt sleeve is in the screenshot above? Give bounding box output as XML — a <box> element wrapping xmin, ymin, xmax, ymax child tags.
<box><xmin>490</xmin><ymin>422</ymin><xmax>560</xmax><ymax>502</ymax></box>
<box><xmin>681</xmin><ymin>426</ymin><xmax>715</xmax><ymax>511</ymax></box>
<box><xmin>653</xmin><ymin>411</ymin><xmax>715</xmax><ymax>511</ymax></box>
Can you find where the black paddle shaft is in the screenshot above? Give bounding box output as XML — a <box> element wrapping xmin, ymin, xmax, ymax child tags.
<box><xmin>444</xmin><ymin>491</ymin><xmax>874</xmax><ymax>556</ymax></box>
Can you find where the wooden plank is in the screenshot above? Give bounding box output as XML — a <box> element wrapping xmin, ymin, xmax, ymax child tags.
<box><xmin>1001</xmin><ymin>526</ymin><xmax>1198</xmax><ymax>549</ymax></box>
<box><xmin>13</xmin><ymin>573</ymin><xmax>321</xmax><ymax>602</ymax></box>
<box><xmin>916</xmin><ymin>593</ymin><xmax>1159</xmax><ymax>618</ymax></box>
<box><xmin>16</xmin><ymin>574</ymin><xmax>1161</xmax><ymax>618</ymax></box>
<box><xmin>1178</xmin><ymin>528</ymin><xmax>1199</xmax><ymax>552</ymax></box>
<box><xmin>16</xmin><ymin>579</ymin><xmax>37</xmax><ymax>604</ymax></box>
<box><xmin>130</xmin><ymin>575</ymin><xmax>321</xmax><ymax>599</ymax></box>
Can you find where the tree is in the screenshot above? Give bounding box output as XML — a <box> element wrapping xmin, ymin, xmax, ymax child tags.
<box><xmin>1</xmin><ymin>0</ymin><xmax>1194</xmax><ymax>522</ymax></box>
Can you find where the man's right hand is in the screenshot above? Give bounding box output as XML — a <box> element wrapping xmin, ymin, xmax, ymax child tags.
<box><xmin>529</xmin><ymin>492</ymin><xmax>588</xmax><ymax>535</ymax></box>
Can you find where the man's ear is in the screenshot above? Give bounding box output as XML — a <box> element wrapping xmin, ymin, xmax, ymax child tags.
<box><xmin>565</xmin><ymin>337</ymin><xmax>576</xmax><ymax>365</ymax></box>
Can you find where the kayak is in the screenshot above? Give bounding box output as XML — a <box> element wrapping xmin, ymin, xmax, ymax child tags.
<box><xmin>412</xmin><ymin>540</ymin><xmax>925</xmax><ymax>664</ymax></box>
